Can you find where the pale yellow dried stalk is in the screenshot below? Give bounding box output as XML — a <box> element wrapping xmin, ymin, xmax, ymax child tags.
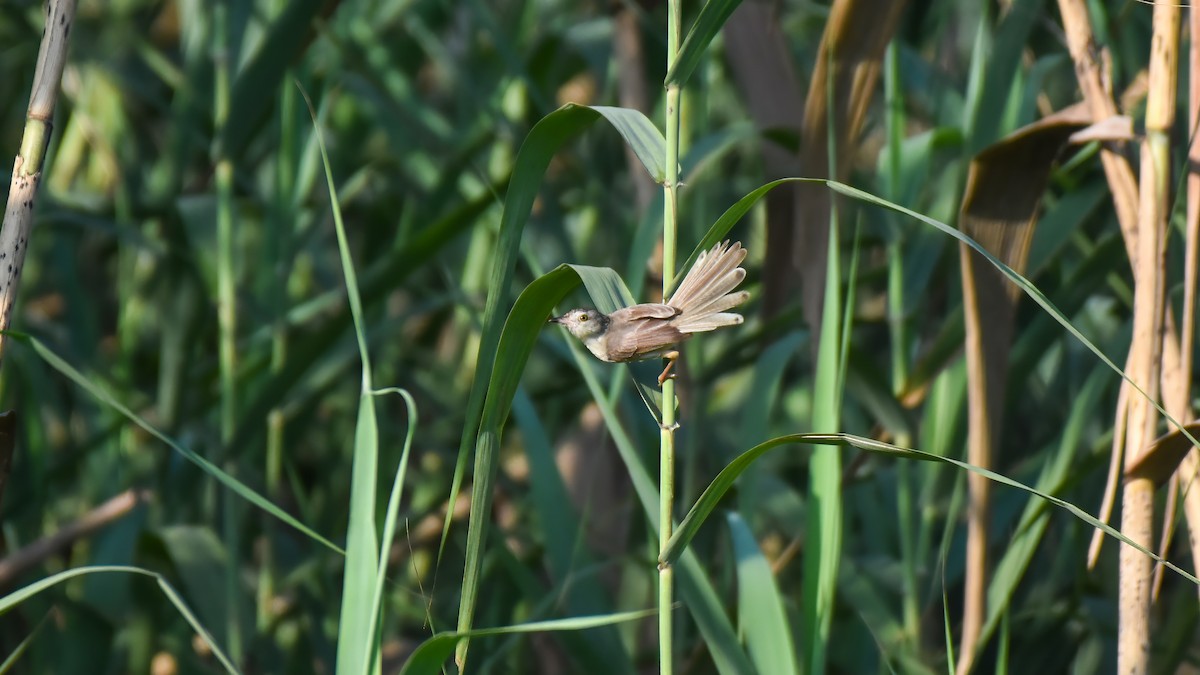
<box><xmin>0</xmin><ymin>0</ymin><xmax>79</xmax><ymax>363</ymax></box>
<box><xmin>1118</xmin><ymin>4</ymin><xmax>1178</xmax><ymax>674</ymax></box>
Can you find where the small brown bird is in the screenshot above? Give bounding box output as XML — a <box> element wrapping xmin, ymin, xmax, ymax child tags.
<box><xmin>550</xmin><ymin>240</ymin><xmax>749</xmax><ymax>384</ymax></box>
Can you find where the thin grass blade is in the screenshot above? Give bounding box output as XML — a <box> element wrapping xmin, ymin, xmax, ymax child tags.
<box><xmin>402</xmin><ymin>608</ymin><xmax>658</xmax><ymax>675</ymax></box>
<box><xmin>665</xmin><ymin>0</ymin><xmax>744</xmax><ymax>87</ymax></box>
<box><xmin>16</xmin><ymin>334</ymin><xmax>340</xmax><ymax>553</ymax></box>
<box><xmin>660</xmin><ymin>432</ymin><xmax>1200</xmax><ymax>586</ymax></box>
<box><xmin>0</xmin><ymin>565</ymin><xmax>237</xmax><ymax>674</ymax></box>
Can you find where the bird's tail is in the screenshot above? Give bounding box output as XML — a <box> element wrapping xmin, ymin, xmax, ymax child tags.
<box><xmin>667</xmin><ymin>240</ymin><xmax>749</xmax><ymax>334</ymax></box>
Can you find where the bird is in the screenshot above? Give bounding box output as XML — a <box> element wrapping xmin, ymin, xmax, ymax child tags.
<box><xmin>549</xmin><ymin>240</ymin><xmax>749</xmax><ymax>385</ymax></box>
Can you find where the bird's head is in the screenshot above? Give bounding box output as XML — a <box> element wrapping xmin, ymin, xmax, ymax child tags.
<box><xmin>549</xmin><ymin>308</ymin><xmax>609</xmax><ymax>340</ymax></box>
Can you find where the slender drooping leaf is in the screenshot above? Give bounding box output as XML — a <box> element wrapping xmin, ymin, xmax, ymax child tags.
<box><xmin>665</xmin><ymin>0</ymin><xmax>744</xmax><ymax>87</ymax></box>
<box><xmin>16</xmin><ymin>334</ymin><xmax>340</xmax><ymax>553</ymax></box>
<box><xmin>401</xmin><ymin>609</ymin><xmax>658</xmax><ymax>675</ymax></box>
<box><xmin>0</xmin><ymin>566</ymin><xmax>237</xmax><ymax>674</ymax></box>
<box><xmin>659</xmin><ymin>432</ymin><xmax>1199</xmax><ymax>587</ymax></box>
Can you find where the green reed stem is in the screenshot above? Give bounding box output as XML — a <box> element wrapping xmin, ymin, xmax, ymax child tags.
<box><xmin>212</xmin><ymin>0</ymin><xmax>242</xmax><ymax>662</ymax></box>
<box><xmin>660</xmin><ymin>2</ymin><xmax>682</xmax><ymax>673</ymax></box>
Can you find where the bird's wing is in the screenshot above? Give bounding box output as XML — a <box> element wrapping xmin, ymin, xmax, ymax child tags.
<box><xmin>605</xmin><ymin>319</ymin><xmax>688</xmax><ymax>362</ymax></box>
<box><xmin>610</xmin><ymin>303</ymin><xmax>679</xmax><ymax>321</ymax></box>
<box><xmin>602</xmin><ymin>304</ymin><xmax>685</xmax><ymax>361</ymax></box>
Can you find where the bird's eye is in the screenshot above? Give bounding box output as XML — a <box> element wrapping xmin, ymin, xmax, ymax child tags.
<box><xmin>578</xmin><ymin>313</ymin><xmax>589</xmax><ymax>322</ymax></box>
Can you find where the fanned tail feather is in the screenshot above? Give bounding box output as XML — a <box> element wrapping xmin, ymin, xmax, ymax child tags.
<box><xmin>672</xmin><ymin>312</ymin><xmax>743</xmax><ymax>333</ymax></box>
<box><xmin>667</xmin><ymin>241</ymin><xmax>749</xmax><ymax>334</ymax></box>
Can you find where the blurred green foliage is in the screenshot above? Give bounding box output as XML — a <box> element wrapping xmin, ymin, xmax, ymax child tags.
<box><xmin>0</xmin><ymin>0</ymin><xmax>1190</xmax><ymax>673</ymax></box>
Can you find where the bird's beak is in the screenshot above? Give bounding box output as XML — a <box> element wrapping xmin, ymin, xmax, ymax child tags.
<box><xmin>548</xmin><ymin>315</ymin><xmax>564</xmax><ymax>325</ymax></box>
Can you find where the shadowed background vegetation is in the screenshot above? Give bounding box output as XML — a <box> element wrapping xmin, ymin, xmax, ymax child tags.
<box><xmin>0</xmin><ymin>0</ymin><xmax>1197</xmax><ymax>673</ymax></box>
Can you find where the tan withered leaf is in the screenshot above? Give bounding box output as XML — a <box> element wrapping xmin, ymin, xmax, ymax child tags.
<box><xmin>796</xmin><ymin>0</ymin><xmax>907</xmax><ymax>333</ymax></box>
<box><xmin>904</xmin><ymin>103</ymin><xmax>1094</xmax><ymax>405</ymax></box>
<box><xmin>1124</xmin><ymin>422</ymin><xmax>1200</xmax><ymax>488</ymax></box>
<box><xmin>956</xmin><ymin>101</ymin><xmax>1092</xmax><ymax>675</ymax></box>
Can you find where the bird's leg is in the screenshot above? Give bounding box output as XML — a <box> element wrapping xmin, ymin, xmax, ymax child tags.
<box><xmin>657</xmin><ymin>350</ymin><xmax>680</xmax><ymax>386</ymax></box>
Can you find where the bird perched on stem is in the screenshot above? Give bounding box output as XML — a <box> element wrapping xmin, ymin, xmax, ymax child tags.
<box><xmin>549</xmin><ymin>240</ymin><xmax>749</xmax><ymax>385</ymax></box>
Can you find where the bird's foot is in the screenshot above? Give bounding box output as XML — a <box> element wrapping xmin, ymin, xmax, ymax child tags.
<box><xmin>657</xmin><ymin>351</ymin><xmax>680</xmax><ymax>386</ymax></box>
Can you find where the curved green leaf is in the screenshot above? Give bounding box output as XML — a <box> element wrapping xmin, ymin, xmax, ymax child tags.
<box><xmin>660</xmin><ymin>432</ymin><xmax>1200</xmax><ymax>588</ymax></box>
<box><xmin>401</xmin><ymin>608</ymin><xmax>657</xmax><ymax>675</ymax></box>
<box><xmin>0</xmin><ymin>565</ymin><xmax>237</xmax><ymax>674</ymax></box>
<box><xmin>366</xmin><ymin>389</ymin><xmax>419</xmax><ymax>673</ymax></box>
<box><xmin>591</xmin><ymin>106</ymin><xmax>667</xmax><ymax>181</ymax></box>
<box><xmin>683</xmin><ymin>174</ymin><xmax>1196</xmax><ymax>449</ymax></box>
<box><xmin>456</xmin><ymin>264</ymin><xmax>582</xmax><ymax>663</ymax></box>
<box><xmin>447</xmin><ymin>104</ymin><xmax>666</xmax><ymax>567</ymax></box>
<box><xmin>451</xmin><ymin>104</ymin><xmax>666</xmax><ymax>664</ymax></box>
<box><xmin>677</xmin><ymin>177</ymin><xmax>811</xmax><ymax>291</ymax></box>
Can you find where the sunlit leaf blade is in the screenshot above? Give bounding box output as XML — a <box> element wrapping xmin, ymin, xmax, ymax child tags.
<box><xmin>15</xmin><ymin>334</ymin><xmax>341</xmax><ymax>554</ymax></box>
<box><xmin>456</xmin><ymin>265</ymin><xmax>582</xmax><ymax>660</ymax></box>
<box><xmin>590</xmin><ymin>106</ymin><xmax>668</xmax><ymax>182</ymax></box>
<box><xmin>308</xmin><ymin>98</ymin><xmax>385</xmax><ymax>675</ymax></box>
<box><xmin>452</xmin><ymin>104</ymin><xmax>670</xmax><ymax>664</ymax></box>
<box><xmin>368</xmin><ymin>389</ymin><xmax>419</xmax><ymax>666</ymax></box>
<box><xmin>727</xmin><ymin>513</ymin><xmax>799</xmax><ymax>675</ymax></box>
<box><xmin>665</xmin><ymin>0</ymin><xmax>744</xmax><ymax>87</ymax></box>
<box><xmin>800</xmin><ymin>203</ymin><xmax>846</xmax><ymax>675</ymax></box>
<box><xmin>448</xmin><ymin>107</ymin><xmax>610</xmax><ymax>567</ymax></box>
<box><xmin>571</xmin><ymin>263</ymin><xmax>635</xmax><ymax>313</ymax></box>
<box><xmin>337</xmin><ymin>398</ymin><xmax>381</xmax><ymax>675</ymax></box>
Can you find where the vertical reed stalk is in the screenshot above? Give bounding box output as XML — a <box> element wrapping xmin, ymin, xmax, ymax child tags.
<box><xmin>260</xmin><ymin>0</ymin><xmax>297</xmax><ymax>629</ymax></box>
<box><xmin>883</xmin><ymin>40</ymin><xmax>919</xmax><ymax>644</ymax></box>
<box><xmin>213</xmin><ymin>0</ymin><xmax>242</xmax><ymax>662</ymax></box>
<box><xmin>1119</xmin><ymin>4</ymin><xmax>1177</xmax><ymax>673</ymax></box>
<box><xmin>659</xmin><ymin>1</ymin><xmax>682</xmax><ymax>673</ymax></box>
<box><xmin>0</xmin><ymin>0</ymin><xmax>78</xmax><ymax>508</ymax></box>
<box><xmin>1175</xmin><ymin>0</ymin><xmax>1200</xmax><ymax>592</ymax></box>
